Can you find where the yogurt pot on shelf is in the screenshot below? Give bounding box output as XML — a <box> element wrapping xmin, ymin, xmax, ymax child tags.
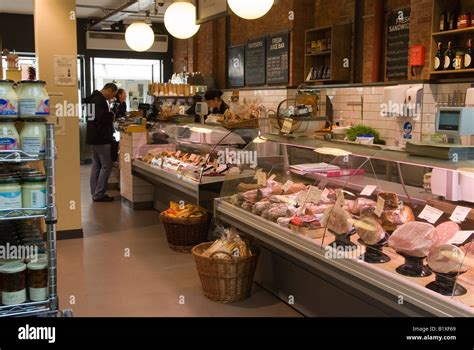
<box><xmin>0</xmin><ymin>80</ymin><xmax>18</xmax><ymax>118</ymax></box>
<box><xmin>17</xmin><ymin>80</ymin><xmax>50</xmax><ymax>118</ymax></box>
<box><xmin>0</xmin><ymin>122</ymin><xmax>20</xmax><ymax>150</ymax></box>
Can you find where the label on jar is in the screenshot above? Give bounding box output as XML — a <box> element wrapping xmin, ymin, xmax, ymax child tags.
<box><xmin>0</xmin><ymin>99</ymin><xmax>17</xmax><ymax>115</ymax></box>
<box><xmin>0</xmin><ymin>137</ymin><xmax>18</xmax><ymax>150</ymax></box>
<box><xmin>29</xmin><ymin>287</ymin><xmax>48</xmax><ymax>301</ymax></box>
<box><xmin>21</xmin><ymin>137</ymin><xmax>45</xmax><ymax>154</ymax></box>
<box><xmin>2</xmin><ymin>289</ymin><xmax>26</xmax><ymax>305</ymax></box>
<box><xmin>30</xmin><ymin>190</ymin><xmax>47</xmax><ymax>208</ymax></box>
<box><xmin>0</xmin><ymin>191</ymin><xmax>22</xmax><ymax>209</ymax></box>
<box><xmin>19</xmin><ymin>99</ymin><xmax>37</xmax><ymax>116</ymax></box>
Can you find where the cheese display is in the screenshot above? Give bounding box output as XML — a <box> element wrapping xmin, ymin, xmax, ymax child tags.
<box><xmin>388</xmin><ymin>222</ymin><xmax>438</xmax><ymax>258</ymax></box>
<box><xmin>355</xmin><ymin>216</ymin><xmax>386</xmax><ymax>246</ymax></box>
<box><xmin>428</xmin><ymin>244</ymin><xmax>466</xmax><ymax>274</ymax></box>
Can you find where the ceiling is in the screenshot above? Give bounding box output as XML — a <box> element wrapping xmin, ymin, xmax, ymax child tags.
<box><xmin>0</xmin><ymin>0</ymin><xmax>172</xmax><ymax>22</ymax></box>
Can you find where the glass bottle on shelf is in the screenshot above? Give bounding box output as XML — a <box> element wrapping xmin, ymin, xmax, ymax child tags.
<box><xmin>434</xmin><ymin>42</ymin><xmax>444</xmax><ymax>71</ymax></box>
<box><xmin>444</xmin><ymin>41</ymin><xmax>455</xmax><ymax>70</ymax></box>
<box><xmin>465</xmin><ymin>39</ymin><xmax>473</xmax><ymax>69</ymax></box>
<box><xmin>440</xmin><ymin>8</ymin><xmax>447</xmax><ymax>31</ymax></box>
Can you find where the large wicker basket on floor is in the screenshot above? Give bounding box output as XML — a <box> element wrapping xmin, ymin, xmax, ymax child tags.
<box><xmin>192</xmin><ymin>242</ymin><xmax>260</xmax><ymax>303</ymax></box>
<box><xmin>159</xmin><ymin>212</ymin><xmax>210</xmax><ymax>253</ymax></box>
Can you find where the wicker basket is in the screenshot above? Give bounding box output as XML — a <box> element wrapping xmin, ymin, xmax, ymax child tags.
<box><xmin>159</xmin><ymin>212</ymin><xmax>210</xmax><ymax>253</ymax></box>
<box><xmin>192</xmin><ymin>242</ymin><xmax>260</xmax><ymax>303</ymax></box>
<box><xmin>223</xmin><ymin>118</ymin><xmax>259</xmax><ymax>129</ymax></box>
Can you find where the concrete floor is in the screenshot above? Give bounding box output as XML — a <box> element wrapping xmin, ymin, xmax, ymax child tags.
<box><xmin>56</xmin><ymin>165</ymin><xmax>301</xmax><ymax>317</ymax></box>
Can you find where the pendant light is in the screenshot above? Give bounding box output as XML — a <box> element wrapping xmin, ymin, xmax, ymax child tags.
<box><xmin>125</xmin><ymin>12</ymin><xmax>155</xmax><ymax>52</ymax></box>
<box><xmin>164</xmin><ymin>1</ymin><xmax>200</xmax><ymax>39</ymax></box>
<box><xmin>227</xmin><ymin>0</ymin><xmax>274</xmax><ymax>20</ymax></box>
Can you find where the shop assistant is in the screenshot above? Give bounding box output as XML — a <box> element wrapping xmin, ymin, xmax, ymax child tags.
<box><xmin>205</xmin><ymin>89</ymin><xmax>229</xmax><ymax>115</ymax></box>
<box><xmin>112</xmin><ymin>88</ymin><xmax>127</xmax><ymax>119</ymax></box>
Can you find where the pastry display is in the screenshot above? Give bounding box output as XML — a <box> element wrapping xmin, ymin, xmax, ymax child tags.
<box><xmin>388</xmin><ymin>222</ymin><xmax>437</xmax><ymax>258</ymax></box>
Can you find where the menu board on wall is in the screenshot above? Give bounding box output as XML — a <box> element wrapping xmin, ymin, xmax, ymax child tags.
<box><xmin>228</xmin><ymin>45</ymin><xmax>245</xmax><ymax>88</ymax></box>
<box><xmin>245</xmin><ymin>37</ymin><xmax>266</xmax><ymax>85</ymax></box>
<box><xmin>386</xmin><ymin>8</ymin><xmax>411</xmax><ymax>79</ymax></box>
<box><xmin>266</xmin><ymin>31</ymin><xmax>290</xmax><ymax>85</ymax></box>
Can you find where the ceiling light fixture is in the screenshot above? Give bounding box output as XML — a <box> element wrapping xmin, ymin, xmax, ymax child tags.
<box><xmin>164</xmin><ymin>1</ymin><xmax>200</xmax><ymax>39</ymax></box>
<box><xmin>227</xmin><ymin>0</ymin><xmax>274</xmax><ymax>20</ymax></box>
<box><xmin>125</xmin><ymin>11</ymin><xmax>155</xmax><ymax>52</ymax></box>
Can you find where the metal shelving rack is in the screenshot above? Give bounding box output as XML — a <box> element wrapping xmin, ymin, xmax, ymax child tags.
<box><xmin>0</xmin><ymin>123</ymin><xmax>59</xmax><ymax>317</ymax></box>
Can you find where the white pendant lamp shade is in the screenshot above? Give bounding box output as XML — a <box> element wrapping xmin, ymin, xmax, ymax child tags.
<box><xmin>125</xmin><ymin>22</ymin><xmax>155</xmax><ymax>52</ymax></box>
<box><xmin>228</xmin><ymin>0</ymin><xmax>274</xmax><ymax>20</ymax></box>
<box><xmin>164</xmin><ymin>2</ymin><xmax>201</xmax><ymax>39</ymax></box>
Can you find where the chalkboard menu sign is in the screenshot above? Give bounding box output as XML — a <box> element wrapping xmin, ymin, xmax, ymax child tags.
<box><xmin>386</xmin><ymin>8</ymin><xmax>411</xmax><ymax>79</ymax></box>
<box><xmin>228</xmin><ymin>45</ymin><xmax>245</xmax><ymax>88</ymax></box>
<box><xmin>245</xmin><ymin>37</ymin><xmax>266</xmax><ymax>86</ymax></box>
<box><xmin>266</xmin><ymin>31</ymin><xmax>290</xmax><ymax>84</ymax></box>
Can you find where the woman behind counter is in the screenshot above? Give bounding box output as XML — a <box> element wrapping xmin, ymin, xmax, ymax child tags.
<box><xmin>112</xmin><ymin>88</ymin><xmax>128</xmax><ymax>119</ymax></box>
<box><xmin>205</xmin><ymin>89</ymin><xmax>229</xmax><ymax>115</ymax></box>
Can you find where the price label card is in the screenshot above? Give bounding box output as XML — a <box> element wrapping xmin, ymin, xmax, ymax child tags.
<box><xmin>307</xmin><ymin>186</ymin><xmax>322</xmax><ymax>203</ymax></box>
<box><xmin>418</xmin><ymin>205</ymin><xmax>444</xmax><ymax>224</ymax></box>
<box><xmin>374</xmin><ymin>197</ymin><xmax>385</xmax><ymax>217</ymax></box>
<box><xmin>281</xmin><ymin>118</ymin><xmax>293</xmax><ymax>134</ymax></box>
<box><xmin>268</xmin><ymin>174</ymin><xmax>276</xmax><ymax>182</ymax></box>
<box><xmin>448</xmin><ymin>231</ymin><xmax>474</xmax><ymax>246</ymax></box>
<box><xmin>175</xmin><ymin>151</ymin><xmax>181</xmax><ymax>157</ymax></box>
<box><xmin>189</xmin><ymin>154</ymin><xmax>197</xmax><ymax>162</ymax></box>
<box><xmin>254</xmin><ymin>169</ymin><xmax>263</xmax><ymax>179</ymax></box>
<box><xmin>360</xmin><ymin>185</ymin><xmax>377</xmax><ymax>197</ymax></box>
<box><xmin>450</xmin><ymin>206</ymin><xmax>472</xmax><ymax>223</ymax></box>
<box><xmin>335</xmin><ymin>189</ymin><xmax>345</xmax><ymax>208</ymax></box>
<box><xmin>257</xmin><ymin>172</ymin><xmax>267</xmax><ymax>186</ymax></box>
<box><xmin>296</xmin><ymin>191</ymin><xmax>308</xmax><ymax>205</ymax></box>
<box><xmin>283</xmin><ymin>180</ymin><xmax>294</xmax><ymax>192</ymax></box>
<box><xmin>321</xmin><ymin>188</ymin><xmax>330</xmax><ymax>200</ymax></box>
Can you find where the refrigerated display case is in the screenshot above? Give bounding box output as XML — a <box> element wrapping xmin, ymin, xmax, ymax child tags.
<box><xmin>214</xmin><ymin>128</ymin><xmax>474</xmax><ymax>317</ymax></box>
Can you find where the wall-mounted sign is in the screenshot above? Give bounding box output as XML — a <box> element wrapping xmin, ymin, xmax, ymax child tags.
<box><xmin>386</xmin><ymin>8</ymin><xmax>411</xmax><ymax>79</ymax></box>
<box><xmin>245</xmin><ymin>37</ymin><xmax>266</xmax><ymax>85</ymax></box>
<box><xmin>228</xmin><ymin>45</ymin><xmax>245</xmax><ymax>88</ymax></box>
<box><xmin>266</xmin><ymin>31</ymin><xmax>290</xmax><ymax>85</ymax></box>
<box><xmin>54</xmin><ymin>55</ymin><xmax>76</xmax><ymax>86</ymax></box>
<box><xmin>196</xmin><ymin>0</ymin><xmax>228</xmax><ymax>24</ymax></box>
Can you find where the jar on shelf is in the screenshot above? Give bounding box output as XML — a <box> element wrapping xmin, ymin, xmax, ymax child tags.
<box><xmin>17</xmin><ymin>80</ymin><xmax>50</xmax><ymax>118</ymax></box>
<box><xmin>0</xmin><ymin>177</ymin><xmax>22</xmax><ymax>210</ymax></box>
<box><xmin>27</xmin><ymin>260</ymin><xmax>48</xmax><ymax>302</ymax></box>
<box><xmin>458</xmin><ymin>13</ymin><xmax>471</xmax><ymax>29</ymax></box>
<box><xmin>0</xmin><ymin>80</ymin><xmax>18</xmax><ymax>119</ymax></box>
<box><xmin>455</xmin><ymin>51</ymin><xmax>465</xmax><ymax>70</ymax></box>
<box><xmin>0</xmin><ymin>122</ymin><xmax>20</xmax><ymax>150</ymax></box>
<box><xmin>20</xmin><ymin>121</ymin><xmax>46</xmax><ymax>154</ymax></box>
<box><xmin>22</xmin><ymin>175</ymin><xmax>46</xmax><ymax>209</ymax></box>
<box><xmin>0</xmin><ymin>261</ymin><xmax>27</xmax><ymax>305</ymax></box>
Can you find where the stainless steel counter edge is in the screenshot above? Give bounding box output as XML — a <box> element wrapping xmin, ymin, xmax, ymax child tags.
<box><xmin>215</xmin><ymin>199</ymin><xmax>474</xmax><ymax>317</ymax></box>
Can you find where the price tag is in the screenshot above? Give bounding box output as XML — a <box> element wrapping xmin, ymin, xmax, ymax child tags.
<box><xmin>189</xmin><ymin>154</ymin><xmax>197</xmax><ymax>162</ymax></box>
<box><xmin>283</xmin><ymin>180</ymin><xmax>294</xmax><ymax>192</ymax></box>
<box><xmin>257</xmin><ymin>172</ymin><xmax>267</xmax><ymax>186</ymax></box>
<box><xmin>360</xmin><ymin>185</ymin><xmax>377</xmax><ymax>197</ymax></box>
<box><xmin>374</xmin><ymin>197</ymin><xmax>385</xmax><ymax>217</ymax></box>
<box><xmin>281</xmin><ymin>118</ymin><xmax>293</xmax><ymax>134</ymax></box>
<box><xmin>321</xmin><ymin>188</ymin><xmax>330</xmax><ymax>200</ymax></box>
<box><xmin>418</xmin><ymin>205</ymin><xmax>444</xmax><ymax>224</ymax></box>
<box><xmin>448</xmin><ymin>231</ymin><xmax>474</xmax><ymax>246</ymax></box>
<box><xmin>335</xmin><ymin>189</ymin><xmax>345</xmax><ymax>208</ymax></box>
<box><xmin>254</xmin><ymin>168</ymin><xmax>263</xmax><ymax>179</ymax></box>
<box><xmin>175</xmin><ymin>151</ymin><xmax>181</xmax><ymax>157</ymax></box>
<box><xmin>306</xmin><ymin>186</ymin><xmax>322</xmax><ymax>203</ymax></box>
<box><xmin>296</xmin><ymin>191</ymin><xmax>308</xmax><ymax>205</ymax></box>
<box><xmin>450</xmin><ymin>206</ymin><xmax>472</xmax><ymax>223</ymax></box>
<box><xmin>268</xmin><ymin>174</ymin><xmax>276</xmax><ymax>182</ymax></box>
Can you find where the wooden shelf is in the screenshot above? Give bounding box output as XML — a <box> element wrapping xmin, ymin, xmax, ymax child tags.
<box><xmin>305</xmin><ymin>79</ymin><xmax>332</xmax><ymax>83</ymax></box>
<box><xmin>430</xmin><ymin>68</ymin><xmax>474</xmax><ymax>75</ymax></box>
<box><xmin>306</xmin><ymin>51</ymin><xmax>331</xmax><ymax>57</ymax></box>
<box><xmin>432</xmin><ymin>26</ymin><xmax>474</xmax><ymax>37</ymax></box>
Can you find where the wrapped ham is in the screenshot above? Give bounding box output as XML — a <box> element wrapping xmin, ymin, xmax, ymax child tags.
<box><xmin>277</xmin><ymin>217</ymin><xmax>292</xmax><ymax>228</ymax></box>
<box><xmin>258</xmin><ymin>186</ymin><xmax>283</xmax><ymax>199</ymax></box>
<box><xmin>284</xmin><ymin>183</ymin><xmax>307</xmax><ymax>195</ymax></box>
<box><xmin>238</xmin><ymin>183</ymin><xmax>262</xmax><ymax>192</ymax></box>
<box><xmin>349</xmin><ymin>198</ymin><xmax>377</xmax><ymax>215</ymax></box>
<box><xmin>252</xmin><ymin>201</ymin><xmax>271</xmax><ymax>215</ymax></box>
<box><xmin>306</xmin><ymin>203</ymin><xmax>333</xmax><ymax>215</ymax></box>
<box><xmin>428</xmin><ymin>244</ymin><xmax>466</xmax><ymax>274</ymax></box>
<box><xmin>321</xmin><ymin>205</ymin><xmax>354</xmax><ymax>235</ymax></box>
<box><xmin>380</xmin><ymin>205</ymin><xmax>415</xmax><ymax>232</ymax></box>
<box><xmin>356</xmin><ymin>216</ymin><xmax>386</xmax><ymax>246</ymax></box>
<box><xmin>242</xmin><ymin>190</ymin><xmax>258</xmax><ymax>204</ymax></box>
<box><xmin>435</xmin><ymin>222</ymin><xmax>460</xmax><ymax>246</ymax></box>
<box><xmin>268</xmin><ymin>204</ymin><xmax>292</xmax><ymax>222</ymax></box>
<box><xmin>388</xmin><ymin>222</ymin><xmax>437</xmax><ymax>258</ymax></box>
<box><xmin>241</xmin><ymin>202</ymin><xmax>253</xmax><ymax>212</ymax></box>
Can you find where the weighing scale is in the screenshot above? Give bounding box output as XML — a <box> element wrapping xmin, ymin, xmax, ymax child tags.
<box><xmin>435</xmin><ymin>107</ymin><xmax>474</xmax><ymax>145</ymax></box>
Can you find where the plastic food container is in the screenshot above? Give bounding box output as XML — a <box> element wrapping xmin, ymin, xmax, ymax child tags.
<box><xmin>0</xmin><ymin>261</ymin><xmax>27</xmax><ymax>305</ymax></box>
<box><xmin>22</xmin><ymin>175</ymin><xmax>46</xmax><ymax>209</ymax></box>
<box><xmin>0</xmin><ymin>80</ymin><xmax>18</xmax><ymax>118</ymax></box>
<box><xmin>0</xmin><ymin>122</ymin><xmax>20</xmax><ymax>150</ymax></box>
<box><xmin>20</xmin><ymin>122</ymin><xmax>46</xmax><ymax>154</ymax></box>
<box><xmin>17</xmin><ymin>80</ymin><xmax>50</xmax><ymax>118</ymax></box>
<box><xmin>356</xmin><ymin>135</ymin><xmax>375</xmax><ymax>145</ymax></box>
<box><xmin>27</xmin><ymin>260</ymin><xmax>48</xmax><ymax>301</ymax></box>
<box><xmin>0</xmin><ymin>177</ymin><xmax>22</xmax><ymax>210</ymax></box>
